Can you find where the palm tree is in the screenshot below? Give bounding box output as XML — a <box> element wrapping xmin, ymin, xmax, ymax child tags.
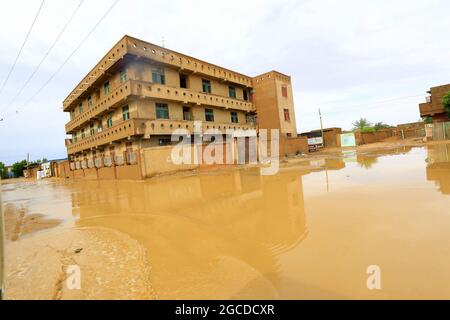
<box><xmin>352</xmin><ymin>118</ymin><xmax>371</xmax><ymax>131</ymax></box>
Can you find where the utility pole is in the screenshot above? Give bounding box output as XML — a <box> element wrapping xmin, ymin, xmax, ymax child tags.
<box><xmin>319</xmin><ymin>108</ymin><xmax>325</xmax><ymax>148</ymax></box>
<box><xmin>26</xmin><ymin>153</ymin><xmax>30</xmax><ymax>178</ymax></box>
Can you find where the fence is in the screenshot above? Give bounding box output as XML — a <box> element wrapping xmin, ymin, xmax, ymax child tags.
<box><xmin>431</xmin><ymin>121</ymin><xmax>450</xmax><ymax>141</ymax></box>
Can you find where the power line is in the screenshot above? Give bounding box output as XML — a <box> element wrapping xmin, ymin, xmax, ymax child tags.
<box><xmin>0</xmin><ymin>0</ymin><xmax>45</xmax><ymax>97</ymax></box>
<box><xmin>1</xmin><ymin>0</ymin><xmax>84</xmax><ymax>115</ymax></box>
<box><xmin>4</xmin><ymin>0</ymin><xmax>120</xmax><ymax>120</ymax></box>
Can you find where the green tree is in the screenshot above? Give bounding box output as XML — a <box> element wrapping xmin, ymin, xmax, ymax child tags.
<box><xmin>11</xmin><ymin>160</ymin><xmax>27</xmax><ymax>177</ymax></box>
<box><xmin>352</xmin><ymin>118</ymin><xmax>372</xmax><ymax>131</ymax></box>
<box><xmin>0</xmin><ymin>162</ymin><xmax>7</xmax><ymax>179</ymax></box>
<box><xmin>443</xmin><ymin>91</ymin><xmax>450</xmax><ymax>117</ymax></box>
<box><xmin>360</xmin><ymin>126</ymin><xmax>376</xmax><ymax>133</ymax></box>
<box><xmin>373</xmin><ymin>122</ymin><xmax>392</xmax><ymax>130</ymax></box>
<box><xmin>422</xmin><ymin>116</ymin><xmax>433</xmax><ymax>124</ymax></box>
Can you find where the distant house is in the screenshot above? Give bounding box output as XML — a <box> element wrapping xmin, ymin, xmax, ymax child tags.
<box><xmin>300</xmin><ymin>128</ymin><xmax>342</xmax><ymax>151</ymax></box>
<box><xmin>41</xmin><ymin>162</ymin><xmax>52</xmax><ymax>178</ymax></box>
<box><xmin>419</xmin><ymin>84</ymin><xmax>450</xmax><ymax>122</ymax></box>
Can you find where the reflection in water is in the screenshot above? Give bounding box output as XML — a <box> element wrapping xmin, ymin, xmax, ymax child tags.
<box><xmin>3</xmin><ymin>143</ymin><xmax>450</xmax><ymax>299</ymax></box>
<box><xmin>70</xmin><ymin>168</ymin><xmax>308</xmax><ymax>299</ymax></box>
<box><xmin>426</xmin><ymin>144</ymin><xmax>450</xmax><ymax>195</ymax></box>
<box><xmin>356</xmin><ymin>146</ymin><xmax>413</xmax><ymax>169</ymax></box>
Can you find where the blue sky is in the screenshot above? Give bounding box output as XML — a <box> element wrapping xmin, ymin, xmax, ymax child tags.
<box><xmin>0</xmin><ymin>0</ymin><xmax>449</xmax><ymax>165</ymax></box>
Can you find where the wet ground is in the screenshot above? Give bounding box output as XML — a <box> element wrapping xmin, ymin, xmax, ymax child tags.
<box><xmin>2</xmin><ymin>142</ymin><xmax>450</xmax><ymax>299</ymax></box>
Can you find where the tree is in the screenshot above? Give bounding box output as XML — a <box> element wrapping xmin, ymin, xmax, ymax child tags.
<box><xmin>352</xmin><ymin>118</ymin><xmax>372</xmax><ymax>131</ymax></box>
<box><xmin>360</xmin><ymin>126</ymin><xmax>376</xmax><ymax>133</ymax></box>
<box><xmin>11</xmin><ymin>160</ymin><xmax>27</xmax><ymax>177</ymax></box>
<box><xmin>373</xmin><ymin>122</ymin><xmax>392</xmax><ymax>130</ymax></box>
<box><xmin>0</xmin><ymin>162</ymin><xmax>7</xmax><ymax>179</ymax></box>
<box><xmin>443</xmin><ymin>91</ymin><xmax>450</xmax><ymax>117</ymax></box>
<box><xmin>422</xmin><ymin>116</ymin><xmax>433</xmax><ymax>124</ymax></box>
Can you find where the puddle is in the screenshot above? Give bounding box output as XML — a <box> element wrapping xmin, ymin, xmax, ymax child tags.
<box><xmin>2</xmin><ymin>143</ymin><xmax>450</xmax><ymax>299</ymax></box>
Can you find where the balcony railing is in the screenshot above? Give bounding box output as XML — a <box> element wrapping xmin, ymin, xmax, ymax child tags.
<box><xmin>66</xmin><ymin>80</ymin><xmax>134</xmax><ymax>133</ymax></box>
<box><xmin>141</xmin><ymin>119</ymin><xmax>256</xmax><ymax>136</ymax></box>
<box><xmin>135</xmin><ymin>81</ymin><xmax>255</xmax><ymax>112</ymax></box>
<box><xmin>66</xmin><ymin>117</ymin><xmax>257</xmax><ymax>155</ymax></box>
<box><xmin>66</xmin><ymin>118</ymin><xmax>146</xmax><ymax>155</ymax></box>
<box><xmin>65</xmin><ymin>80</ymin><xmax>256</xmax><ymax>134</ymax></box>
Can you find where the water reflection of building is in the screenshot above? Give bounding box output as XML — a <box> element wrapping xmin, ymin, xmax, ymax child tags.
<box><xmin>68</xmin><ymin>168</ymin><xmax>307</xmax><ymax>298</ymax></box>
<box><xmin>426</xmin><ymin>144</ymin><xmax>450</xmax><ymax>195</ymax></box>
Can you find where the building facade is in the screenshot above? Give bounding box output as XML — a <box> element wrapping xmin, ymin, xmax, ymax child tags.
<box><xmin>419</xmin><ymin>84</ymin><xmax>450</xmax><ymax>122</ymax></box>
<box><xmin>63</xmin><ymin>35</ymin><xmax>301</xmax><ymax>169</ymax></box>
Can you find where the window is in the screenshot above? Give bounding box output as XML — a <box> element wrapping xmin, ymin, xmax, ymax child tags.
<box><xmin>107</xmin><ymin>114</ymin><xmax>113</xmax><ymax>128</ymax></box>
<box><xmin>152</xmin><ymin>67</ymin><xmax>165</xmax><ymax>84</ymax></box>
<box><xmin>230</xmin><ymin>111</ymin><xmax>238</xmax><ymax>123</ymax></box>
<box><xmin>70</xmin><ymin>111</ymin><xmax>75</xmax><ymax>120</ymax></box>
<box><xmin>281</xmin><ymin>86</ymin><xmax>288</xmax><ymax>98</ymax></box>
<box><xmin>202</xmin><ymin>79</ymin><xmax>211</xmax><ymax>93</ymax></box>
<box><xmin>122</xmin><ymin>105</ymin><xmax>130</xmax><ymax>121</ymax></box>
<box><xmin>120</xmin><ymin>70</ymin><xmax>127</xmax><ymax>83</ymax></box>
<box><xmin>97</xmin><ymin>121</ymin><xmax>103</xmax><ymax>133</ymax></box>
<box><xmin>180</xmin><ymin>74</ymin><xmax>188</xmax><ymax>88</ymax></box>
<box><xmin>228</xmin><ymin>86</ymin><xmax>236</xmax><ymax>98</ymax></box>
<box><xmin>87</xmin><ymin>95</ymin><xmax>93</xmax><ymax>107</ymax></box>
<box><xmin>283</xmin><ymin>108</ymin><xmax>290</xmax><ymax>121</ymax></box>
<box><xmin>155</xmin><ymin>103</ymin><xmax>169</xmax><ymax>119</ymax></box>
<box><xmin>183</xmin><ymin>106</ymin><xmax>192</xmax><ymax>121</ymax></box>
<box><xmin>90</xmin><ymin>124</ymin><xmax>95</xmax><ymax>136</ymax></box>
<box><xmin>243</xmin><ymin>90</ymin><xmax>248</xmax><ymax>101</ymax></box>
<box><xmin>79</xmin><ymin>103</ymin><xmax>83</xmax><ymax>114</ymax></box>
<box><xmin>205</xmin><ymin>108</ymin><xmax>214</xmax><ymax>122</ymax></box>
<box><xmin>81</xmin><ymin>128</ymin><xmax>86</xmax><ymax>140</ymax></box>
<box><xmin>104</xmin><ymin>81</ymin><xmax>110</xmax><ymax>95</ymax></box>
<box><xmin>73</xmin><ymin>132</ymin><xmax>78</xmax><ymax>143</ymax></box>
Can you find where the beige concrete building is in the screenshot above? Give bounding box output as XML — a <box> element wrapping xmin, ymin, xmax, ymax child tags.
<box><xmin>419</xmin><ymin>84</ymin><xmax>450</xmax><ymax>122</ymax></box>
<box><xmin>63</xmin><ymin>35</ymin><xmax>303</xmax><ymax>173</ymax></box>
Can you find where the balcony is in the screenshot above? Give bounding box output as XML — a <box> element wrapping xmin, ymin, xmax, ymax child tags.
<box><xmin>135</xmin><ymin>81</ymin><xmax>255</xmax><ymax>112</ymax></box>
<box><xmin>66</xmin><ymin>80</ymin><xmax>134</xmax><ymax>133</ymax></box>
<box><xmin>66</xmin><ymin>118</ymin><xmax>146</xmax><ymax>155</ymax></box>
<box><xmin>142</xmin><ymin>119</ymin><xmax>256</xmax><ymax>136</ymax></box>
<box><xmin>65</xmin><ymin>80</ymin><xmax>256</xmax><ymax>134</ymax></box>
<box><xmin>419</xmin><ymin>102</ymin><xmax>445</xmax><ymax>117</ymax></box>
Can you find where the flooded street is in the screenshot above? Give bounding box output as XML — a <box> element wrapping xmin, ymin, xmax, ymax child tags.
<box><xmin>2</xmin><ymin>143</ymin><xmax>450</xmax><ymax>299</ymax></box>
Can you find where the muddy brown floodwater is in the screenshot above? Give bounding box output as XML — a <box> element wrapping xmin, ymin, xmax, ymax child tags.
<box><xmin>2</xmin><ymin>143</ymin><xmax>450</xmax><ymax>299</ymax></box>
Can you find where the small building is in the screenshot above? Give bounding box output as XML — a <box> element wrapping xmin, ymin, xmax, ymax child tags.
<box><xmin>23</xmin><ymin>163</ymin><xmax>41</xmax><ymax>179</ymax></box>
<box><xmin>41</xmin><ymin>162</ymin><xmax>52</xmax><ymax>178</ymax></box>
<box><xmin>300</xmin><ymin>127</ymin><xmax>342</xmax><ymax>151</ymax></box>
<box><xmin>419</xmin><ymin>84</ymin><xmax>450</xmax><ymax>122</ymax></box>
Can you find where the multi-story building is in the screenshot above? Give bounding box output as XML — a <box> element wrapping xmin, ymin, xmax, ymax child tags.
<box><xmin>63</xmin><ymin>35</ymin><xmax>301</xmax><ymax>168</ymax></box>
<box><xmin>419</xmin><ymin>84</ymin><xmax>450</xmax><ymax>122</ymax></box>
